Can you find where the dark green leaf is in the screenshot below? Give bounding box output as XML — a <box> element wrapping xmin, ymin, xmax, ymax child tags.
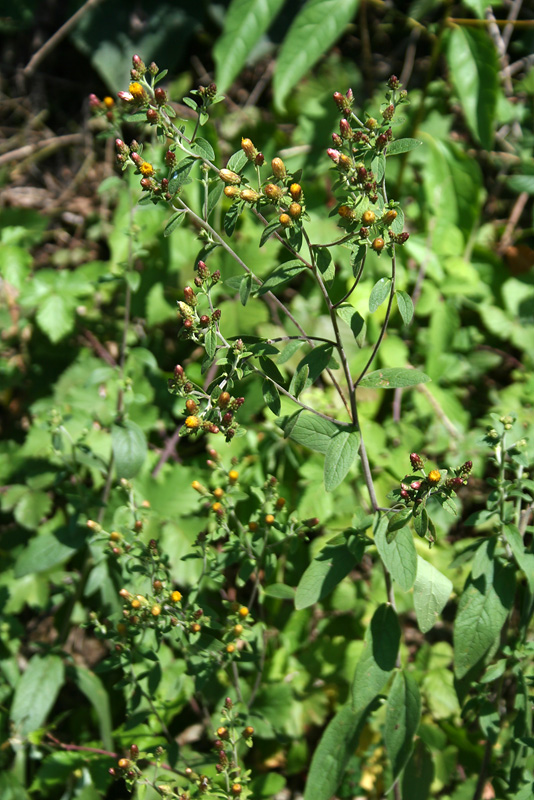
<box><xmin>336</xmin><ymin>304</ymin><xmax>366</xmax><ymax>346</ymax></box>
<box><xmin>112</xmin><ymin>421</ymin><xmax>147</xmax><ymax>479</ymax></box>
<box><xmin>259</xmin><ymin>217</ymin><xmax>282</xmax><ymax>248</ymax></box>
<box><xmin>454</xmin><ymin>563</ymin><xmax>515</xmax><ymax>678</ymax></box>
<box><xmin>70</xmin><ymin>665</ymin><xmax>113</xmax><ymax>750</ymax></box>
<box><xmin>351</xmin><ymin>244</ymin><xmax>366</xmax><ymax>277</ymax></box>
<box><xmin>258</xmin><ymin>260</ymin><xmax>306</xmax><ymax>295</ymax></box>
<box><xmin>295</xmin><ymin>543</ymin><xmax>357</xmax><ymax>610</ymax></box>
<box><xmin>324</xmin><ymin>429</ymin><xmax>360</xmax><ymax>492</ymax></box>
<box><xmin>289</xmin><ymin>343</ymin><xmax>333</xmax><ymax>396</ymax></box>
<box><xmin>190</xmin><ymin>137</ymin><xmax>214</xmax><ymax>161</ymax></box>
<box><xmin>14</xmin><ymin>525</ymin><xmax>86</xmax><ymax>578</ymax></box>
<box><xmin>290</xmin><ymin>362</ymin><xmax>309</xmax><ymax>398</ymax></box>
<box><xmin>369</xmin><ymin>277</ymin><xmax>391</xmax><ymax>312</ymax></box>
<box><xmin>374</xmin><ymin>516</ymin><xmax>417</xmax><ymax>591</ymax></box>
<box><xmin>214</xmin><ymin>0</ymin><xmax>286</xmax><ymax>92</ymax></box>
<box><xmin>239</xmin><ymin>274</ymin><xmax>252</xmax><ymax>306</ymax></box>
<box><xmin>273</xmin><ymin>0</ymin><xmax>361</xmax><ymax>109</ymax></box>
<box><xmin>316</xmin><ymin>247</ymin><xmax>335</xmax><ymax>286</ymax></box>
<box><xmin>226</xmin><ymin>150</ymin><xmax>249</xmax><ymax>173</ymax></box>
<box><xmin>205</xmin><ymin>328</ymin><xmax>217</xmax><ymax>359</ymax></box>
<box><xmin>11</xmin><ymin>655</ymin><xmax>65</xmax><ymax>736</ymax></box>
<box><xmin>163</xmin><ymin>210</ymin><xmax>186</xmax><ymax>237</ymax></box>
<box><xmin>386</xmin><ymin>138</ymin><xmax>422</xmax><ymax>156</ymax></box>
<box><xmin>352</xmin><ymin>604</ymin><xmax>400</xmax><ymax>711</ymax></box>
<box><xmin>303</xmin><ymin>702</ymin><xmax>369</xmax><ymax>800</ymax></box>
<box><xmin>284</xmin><ymin>412</ymin><xmax>338</xmax><ymax>454</ymax></box>
<box><xmin>446</xmin><ymin>27</ymin><xmax>499</xmax><ymax>150</ymax></box>
<box><xmin>259</xmin><ymin>355</ymin><xmax>285</xmax><ymax>386</ymax></box>
<box><xmin>206</xmin><ymin>181</ymin><xmax>224</xmax><ymax>220</ymax></box>
<box><xmin>262</xmin><ymin>379</ymin><xmax>281</xmax><ymax>416</ymax></box>
<box><xmin>385</xmin><ymin>670</ymin><xmax>421</xmax><ymax>780</ymax></box>
<box><xmin>224</xmin><ymin>201</ymin><xmax>243</xmax><ymax>236</ymax></box>
<box><xmin>358</xmin><ymin>368</ymin><xmax>431</xmax><ymax>389</ymax></box>
<box><xmin>168</xmin><ymin>157</ymin><xmax>196</xmax><ymax>194</ymax></box>
<box><xmin>396</xmin><ymin>290</ymin><xmax>414</xmax><ymax>325</ymax></box>
<box><xmin>401</xmin><ymin>740</ymin><xmax>435</xmax><ymax>800</ymax></box>
<box><xmin>413</xmin><ymin>556</ymin><xmax>453</xmax><ymax>634</ymax></box>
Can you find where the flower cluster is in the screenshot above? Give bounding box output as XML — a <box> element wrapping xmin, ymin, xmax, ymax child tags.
<box><xmin>394</xmin><ymin>452</ymin><xmax>473</xmax><ymax>508</ymax></box>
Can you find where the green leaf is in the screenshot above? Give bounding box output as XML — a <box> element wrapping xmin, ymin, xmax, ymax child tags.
<box><xmin>190</xmin><ymin>137</ymin><xmax>215</xmax><ymax>161</ymax></box>
<box><xmin>303</xmin><ymin>702</ymin><xmax>369</xmax><ymax>800</ymax></box>
<box><xmin>504</xmin><ymin>524</ymin><xmax>534</xmax><ymax>594</ymax></box>
<box><xmin>374</xmin><ymin>516</ymin><xmax>417</xmax><ymax>591</ymax></box>
<box><xmin>70</xmin><ymin>665</ymin><xmax>112</xmax><ymax>750</ymax></box>
<box><xmin>36</xmin><ymin>294</ymin><xmax>74</xmax><ymax>342</ymax></box>
<box><xmin>258</xmin><ymin>260</ymin><xmax>306</xmax><ymax>295</ymax></box>
<box><xmin>454</xmin><ymin>563</ymin><xmax>515</xmax><ymax>678</ymax></box>
<box><xmin>324</xmin><ymin>429</ymin><xmax>360</xmax><ymax>492</ymax></box>
<box><xmin>336</xmin><ymin>304</ymin><xmax>366</xmax><ymax>346</ymax></box>
<box><xmin>385</xmin><ymin>670</ymin><xmax>421</xmax><ymax>781</ymax></box>
<box><xmin>507</xmin><ymin>174</ymin><xmax>534</xmax><ymax>195</ymax></box>
<box><xmin>386</xmin><ymin>138</ymin><xmax>422</xmax><ymax>156</ymax></box>
<box><xmin>14</xmin><ymin>525</ymin><xmax>87</xmax><ymax>578</ymax></box>
<box><xmin>226</xmin><ymin>150</ymin><xmax>249</xmax><ymax>173</ymax></box>
<box><xmin>205</xmin><ymin>328</ymin><xmax>217</xmax><ymax>359</ymax></box>
<box><xmin>289</xmin><ymin>343</ymin><xmax>333</xmax><ymax>396</ymax></box>
<box><xmin>259</xmin><ymin>217</ymin><xmax>282</xmax><ymax>247</ymax></box>
<box><xmin>358</xmin><ymin>368</ymin><xmax>431</xmax><ymax>389</ymax></box>
<box><xmin>446</xmin><ymin>27</ymin><xmax>499</xmax><ymax>150</ymax></box>
<box><xmin>11</xmin><ymin>655</ymin><xmax>65</xmax><ymax>736</ymax></box>
<box><xmin>295</xmin><ymin>543</ymin><xmax>358</xmax><ymax>610</ymax></box>
<box><xmin>112</xmin><ymin>420</ymin><xmax>147</xmax><ymax>479</ymax></box>
<box><xmin>224</xmin><ymin>201</ymin><xmax>243</xmax><ymax>236</ymax></box>
<box><xmin>413</xmin><ymin>556</ymin><xmax>453</xmax><ymax>634</ymax></box>
<box><xmin>401</xmin><ymin>740</ymin><xmax>435</xmax><ymax>800</ymax></box>
<box><xmin>284</xmin><ymin>412</ymin><xmax>338</xmax><ymax>454</ymax></box>
<box><xmin>239</xmin><ymin>273</ymin><xmax>252</xmax><ymax>306</ymax></box>
<box><xmin>207</xmin><ymin>181</ymin><xmax>224</xmax><ymax>220</ymax></box>
<box><xmin>395</xmin><ymin>290</ymin><xmax>414</xmax><ymax>325</ymax></box>
<box><xmin>214</xmin><ymin>0</ymin><xmax>286</xmax><ymax>92</ymax></box>
<box><xmin>369</xmin><ymin>277</ymin><xmax>391</xmax><ymax>312</ymax></box>
<box><xmin>0</xmin><ymin>244</ymin><xmax>32</xmax><ymax>290</ymax></box>
<box><xmin>13</xmin><ymin>490</ymin><xmax>52</xmax><ymax>530</ymax></box>
<box><xmin>263</xmin><ymin>583</ymin><xmax>295</xmax><ymax>600</ymax></box>
<box><xmin>273</xmin><ymin>0</ymin><xmax>360</xmax><ymax>110</ymax></box>
<box><xmin>168</xmin><ymin>156</ymin><xmax>196</xmax><ymax>193</ymax></box>
<box><xmin>262</xmin><ymin>379</ymin><xmax>281</xmax><ymax>416</ymax></box>
<box><xmin>163</xmin><ymin>210</ymin><xmax>186</xmax><ymax>237</ymax></box>
<box><xmin>351</xmin><ymin>604</ymin><xmax>400</xmax><ymax>711</ymax></box>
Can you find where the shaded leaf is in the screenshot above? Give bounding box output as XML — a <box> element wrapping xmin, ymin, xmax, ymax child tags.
<box><xmin>112</xmin><ymin>421</ymin><xmax>147</xmax><ymax>479</ymax></box>
<box><xmin>336</xmin><ymin>304</ymin><xmax>366</xmax><ymax>346</ymax></box>
<box><xmin>70</xmin><ymin>665</ymin><xmax>113</xmax><ymax>750</ymax></box>
<box><xmin>352</xmin><ymin>604</ymin><xmax>400</xmax><ymax>711</ymax></box>
<box><xmin>14</xmin><ymin>526</ymin><xmax>86</xmax><ymax>578</ymax></box>
<box><xmin>324</xmin><ymin>429</ymin><xmax>360</xmax><ymax>492</ymax></box>
<box><xmin>11</xmin><ymin>655</ymin><xmax>65</xmax><ymax>736</ymax></box>
<box><xmin>295</xmin><ymin>543</ymin><xmax>358</xmax><ymax>610</ymax></box>
<box><xmin>385</xmin><ymin>670</ymin><xmax>421</xmax><ymax>781</ymax></box>
<box><xmin>374</xmin><ymin>516</ymin><xmax>417</xmax><ymax>591</ymax></box>
<box><xmin>163</xmin><ymin>210</ymin><xmax>186</xmax><ymax>237</ymax></box>
<box><xmin>413</xmin><ymin>556</ymin><xmax>453</xmax><ymax>633</ymax></box>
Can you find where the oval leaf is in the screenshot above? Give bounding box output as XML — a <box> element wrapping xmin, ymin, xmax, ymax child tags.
<box><xmin>386</xmin><ymin>138</ymin><xmax>422</xmax><ymax>156</ymax></box>
<box><xmin>284</xmin><ymin>412</ymin><xmax>338</xmax><ymax>454</ymax></box>
<box><xmin>324</xmin><ymin>429</ymin><xmax>360</xmax><ymax>492</ymax></box>
<box><xmin>295</xmin><ymin>543</ymin><xmax>357</xmax><ymax>610</ymax></box>
<box><xmin>374</xmin><ymin>516</ymin><xmax>417</xmax><ymax>591</ymax></box>
<box><xmin>413</xmin><ymin>556</ymin><xmax>453</xmax><ymax>634</ymax></box>
<box><xmin>385</xmin><ymin>670</ymin><xmax>421</xmax><ymax>781</ymax></box>
<box><xmin>358</xmin><ymin>368</ymin><xmax>431</xmax><ymax>389</ymax></box>
<box><xmin>112</xmin><ymin>420</ymin><xmax>147</xmax><ymax>479</ymax></box>
<box><xmin>352</xmin><ymin>604</ymin><xmax>400</xmax><ymax>711</ymax></box>
<box><xmin>369</xmin><ymin>277</ymin><xmax>392</xmax><ymax>313</ymax></box>
<box><xmin>396</xmin><ymin>290</ymin><xmax>414</xmax><ymax>325</ymax></box>
<box><xmin>273</xmin><ymin>0</ymin><xmax>360</xmax><ymax>110</ymax></box>
<box><xmin>11</xmin><ymin>655</ymin><xmax>65</xmax><ymax>736</ymax></box>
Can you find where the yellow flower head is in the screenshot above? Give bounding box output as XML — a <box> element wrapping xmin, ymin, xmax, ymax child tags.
<box><xmin>103</xmin><ymin>96</ymin><xmax>115</xmax><ymax>108</ymax></box>
<box><xmin>139</xmin><ymin>161</ymin><xmax>155</xmax><ymax>177</ymax></box>
<box><xmin>129</xmin><ymin>82</ymin><xmax>145</xmax><ymax>101</ymax></box>
<box><xmin>428</xmin><ymin>469</ymin><xmax>441</xmax><ymax>485</ymax></box>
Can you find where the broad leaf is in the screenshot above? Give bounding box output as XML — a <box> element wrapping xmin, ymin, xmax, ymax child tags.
<box><xmin>303</xmin><ymin>702</ymin><xmax>369</xmax><ymax>800</ymax></box>
<box><xmin>386</xmin><ymin>137</ymin><xmax>422</xmax><ymax>156</ymax></box>
<box><xmin>36</xmin><ymin>294</ymin><xmax>74</xmax><ymax>342</ymax></box>
<box><xmin>374</xmin><ymin>516</ymin><xmax>417</xmax><ymax>591</ymax></box>
<box><xmin>14</xmin><ymin>525</ymin><xmax>87</xmax><ymax>578</ymax></box>
<box><xmin>401</xmin><ymin>740</ymin><xmax>435</xmax><ymax>800</ymax></box>
<box><xmin>70</xmin><ymin>665</ymin><xmax>113</xmax><ymax>750</ymax></box>
<box><xmin>413</xmin><ymin>556</ymin><xmax>453</xmax><ymax>633</ymax></box>
<box><xmin>369</xmin><ymin>277</ymin><xmax>391</xmax><ymax>312</ymax></box>
<box><xmin>257</xmin><ymin>260</ymin><xmax>306</xmax><ymax>295</ymax></box>
<box><xmin>11</xmin><ymin>655</ymin><xmax>65</xmax><ymax>736</ymax></box>
<box><xmin>112</xmin><ymin>420</ymin><xmax>147</xmax><ymax>479</ymax></box>
<box><xmin>395</xmin><ymin>290</ymin><xmax>414</xmax><ymax>325</ymax></box>
<box><xmin>446</xmin><ymin>27</ymin><xmax>499</xmax><ymax>150</ymax></box>
<box><xmin>352</xmin><ymin>604</ymin><xmax>400</xmax><ymax>711</ymax></box>
<box><xmin>358</xmin><ymin>368</ymin><xmax>431</xmax><ymax>389</ymax></box>
<box><xmin>262</xmin><ymin>379</ymin><xmax>281</xmax><ymax>416</ymax></box>
<box><xmin>190</xmin><ymin>137</ymin><xmax>214</xmax><ymax>161</ymax></box>
<box><xmin>214</xmin><ymin>0</ymin><xmax>286</xmax><ymax>92</ymax></box>
<box><xmin>273</xmin><ymin>0</ymin><xmax>360</xmax><ymax>109</ymax></box>
<box><xmin>454</xmin><ymin>563</ymin><xmax>515</xmax><ymax>678</ymax></box>
<box><xmin>283</xmin><ymin>412</ymin><xmax>338</xmax><ymax>454</ymax></box>
<box><xmin>168</xmin><ymin>156</ymin><xmax>195</xmax><ymax>193</ymax></box>
<box><xmin>385</xmin><ymin>670</ymin><xmax>421</xmax><ymax>781</ymax></box>
<box><xmin>289</xmin><ymin>343</ymin><xmax>333</xmax><ymax>396</ymax></box>
<box><xmin>336</xmin><ymin>304</ymin><xmax>366</xmax><ymax>346</ymax></box>
<box><xmin>324</xmin><ymin>429</ymin><xmax>360</xmax><ymax>492</ymax></box>
<box><xmin>263</xmin><ymin>583</ymin><xmax>295</xmax><ymax>600</ymax></box>
<box><xmin>295</xmin><ymin>541</ymin><xmax>361</xmax><ymax>610</ymax></box>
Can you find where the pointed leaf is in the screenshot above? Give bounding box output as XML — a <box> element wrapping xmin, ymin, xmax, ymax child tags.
<box><xmin>112</xmin><ymin>420</ymin><xmax>147</xmax><ymax>479</ymax></box>
<box><xmin>257</xmin><ymin>260</ymin><xmax>306</xmax><ymax>295</ymax></box>
<box><xmin>283</xmin><ymin>412</ymin><xmax>338</xmax><ymax>454</ymax></box>
<box><xmin>401</xmin><ymin>740</ymin><xmax>435</xmax><ymax>800</ymax></box>
<box><xmin>324</xmin><ymin>429</ymin><xmax>360</xmax><ymax>492</ymax></box>
<box><xmin>303</xmin><ymin>702</ymin><xmax>369</xmax><ymax>800</ymax></box>
<box><xmin>214</xmin><ymin>0</ymin><xmax>286</xmax><ymax>92</ymax></box>
<box><xmin>273</xmin><ymin>0</ymin><xmax>360</xmax><ymax>109</ymax></box>
<box><xmin>262</xmin><ymin>379</ymin><xmax>281</xmax><ymax>416</ymax></box>
<box><xmin>70</xmin><ymin>665</ymin><xmax>113</xmax><ymax>750</ymax></box>
<box><xmin>396</xmin><ymin>290</ymin><xmax>414</xmax><ymax>325</ymax></box>
<box><xmin>413</xmin><ymin>556</ymin><xmax>453</xmax><ymax>633</ymax></box>
<box><xmin>295</xmin><ymin>543</ymin><xmax>358</xmax><ymax>610</ymax></box>
<box><xmin>336</xmin><ymin>304</ymin><xmax>366</xmax><ymax>346</ymax></box>
<box><xmin>386</xmin><ymin>138</ymin><xmax>422</xmax><ymax>156</ymax></box>
<box><xmin>352</xmin><ymin>604</ymin><xmax>400</xmax><ymax>711</ymax></box>
<box><xmin>385</xmin><ymin>670</ymin><xmax>421</xmax><ymax>781</ymax></box>
<box><xmin>11</xmin><ymin>655</ymin><xmax>65</xmax><ymax>736</ymax></box>
<box><xmin>289</xmin><ymin>343</ymin><xmax>333</xmax><ymax>396</ymax></box>
<box><xmin>239</xmin><ymin>273</ymin><xmax>252</xmax><ymax>306</ymax></box>
<box><xmin>163</xmin><ymin>210</ymin><xmax>186</xmax><ymax>237</ymax></box>
<box><xmin>369</xmin><ymin>277</ymin><xmax>391</xmax><ymax>312</ymax></box>
<box><xmin>374</xmin><ymin>516</ymin><xmax>417</xmax><ymax>591</ymax></box>
<box><xmin>358</xmin><ymin>368</ymin><xmax>431</xmax><ymax>389</ymax></box>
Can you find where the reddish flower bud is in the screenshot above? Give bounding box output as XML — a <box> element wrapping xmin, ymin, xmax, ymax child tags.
<box><xmin>146</xmin><ymin>108</ymin><xmax>158</xmax><ymax>123</ymax></box>
<box><xmin>327</xmin><ymin>148</ymin><xmax>341</xmax><ymax>164</ymax></box>
<box><xmin>254</xmin><ymin>152</ymin><xmax>265</xmax><ymax>167</ymax></box>
<box><xmin>165</xmin><ymin>150</ymin><xmax>176</xmax><ymax>166</ymax></box>
<box><xmin>410</xmin><ymin>453</ymin><xmax>424</xmax><ymax>471</ymax></box>
<box><xmin>340</xmin><ymin>118</ymin><xmax>352</xmax><ymax>139</ymax></box>
<box><xmin>387</xmin><ymin>75</ymin><xmax>401</xmax><ymax>90</ymax></box>
<box><xmin>382</xmin><ymin>104</ymin><xmax>395</xmax><ymax>122</ymax></box>
<box><xmin>155</xmin><ymin>87</ymin><xmax>166</xmax><ymax>105</ymax></box>
<box><xmin>89</xmin><ymin>93</ymin><xmax>101</xmax><ymax>109</ymax></box>
<box><xmin>333</xmin><ymin>91</ymin><xmax>345</xmax><ymax>110</ymax></box>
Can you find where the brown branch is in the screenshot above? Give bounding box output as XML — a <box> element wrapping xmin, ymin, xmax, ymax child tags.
<box><xmin>0</xmin><ymin>134</ymin><xmax>83</xmax><ymax>168</ymax></box>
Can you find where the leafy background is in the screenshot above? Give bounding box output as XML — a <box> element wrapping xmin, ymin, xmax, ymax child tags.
<box><xmin>1</xmin><ymin>0</ymin><xmax>534</xmax><ymax>798</ymax></box>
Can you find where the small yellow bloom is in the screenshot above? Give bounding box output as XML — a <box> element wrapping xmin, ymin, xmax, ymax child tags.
<box><xmin>238</xmin><ymin>606</ymin><xmax>249</xmax><ymax>618</ymax></box>
<box><xmin>185</xmin><ymin>416</ymin><xmax>200</xmax><ymax>429</ymax></box>
<box><xmin>103</xmin><ymin>96</ymin><xmax>115</xmax><ymax>108</ymax></box>
<box><xmin>139</xmin><ymin>161</ymin><xmax>155</xmax><ymax>177</ymax></box>
<box><xmin>129</xmin><ymin>82</ymin><xmax>145</xmax><ymax>100</ymax></box>
<box><xmin>228</xmin><ymin>470</ymin><xmax>239</xmax><ymax>483</ymax></box>
<box><xmin>171</xmin><ymin>590</ymin><xmax>182</xmax><ymax>603</ymax></box>
<box><xmin>428</xmin><ymin>469</ymin><xmax>441</xmax><ymax>484</ymax></box>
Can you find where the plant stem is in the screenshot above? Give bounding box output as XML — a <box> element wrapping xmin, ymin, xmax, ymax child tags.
<box><xmin>354</xmin><ymin>251</ymin><xmax>397</xmax><ymax>386</ymax></box>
